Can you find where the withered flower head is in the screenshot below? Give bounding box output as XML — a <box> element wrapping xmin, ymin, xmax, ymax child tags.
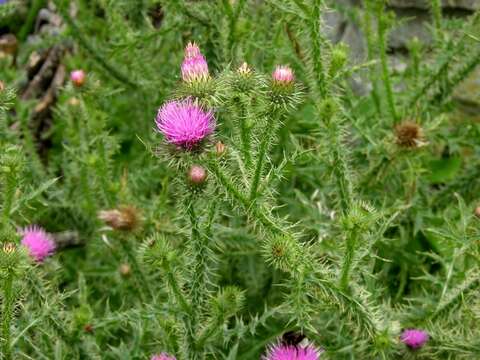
<box><xmin>394</xmin><ymin>121</ymin><xmax>424</xmax><ymax>148</ymax></box>
<box><xmin>98</xmin><ymin>206</ymin><xmax>141</xmax><ymax>231</ymax></box>
<box><xmin>2</xmin><ymin>242</ymin><xmax>16</xmax><ymax>254</ymax></box>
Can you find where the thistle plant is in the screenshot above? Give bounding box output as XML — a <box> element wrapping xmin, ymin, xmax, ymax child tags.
<box><xmin>0</xmin><ymin>0</ymin><xmax>479</xmax><ymax>358</ymax></box>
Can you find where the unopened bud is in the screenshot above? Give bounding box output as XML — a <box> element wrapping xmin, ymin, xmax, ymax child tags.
<box><xmin>119</xmin><ymin>263</ymin><xmax>131</xmax><ymax>276</ymax></box>
<box><xmin>0</xmin><ymin>80</ymin><xmax>4</xmax><ymax>92</ymax></box>
<box><xmin>474</xmin><ymin>206</ymin><xmax>480</xmax><ymax>218</ymax></box>
<box><xmin>84</xmin><ymin>324</ymin><xmax>94</xmax><ymax>333</ymax></box>
<box><xmin>238</xmin><ymin>62</ymin><xmax>251</xmax><ymax>76</ymax></box>
<box><xmin>70</xmin><ymin>70</ymin><xmax>86</xmax><ymax>88</ymax></box>
<box><xmin>68</xmin><ymin>97</ymin><xmax>80</xmax><ymax>107</ymax></box>
<box><xmin>2</xmin><ymin>243</ymin><xmax>16</xmax><ymax>254</ymax></box>
<box><xmin>188</xmin><ymin>165</ymin><xmax>207</xmax><ymax>185</ymax></box>
<box><xmin>215</xmin><ymin>141</ymin><xmax>226</xmax><ymax>156</ymax></box>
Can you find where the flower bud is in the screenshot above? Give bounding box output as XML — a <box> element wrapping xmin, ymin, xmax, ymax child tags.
<box><xmin>215</xmin><ymin>141</ymin><xmax>226</xmax><ymax>156</ymax></box>
<box><xmin>237</xmin><ymin>62</ymin><xmax>252</xmax><ymax>76</ymax></box>
<box><xmin>2</xmin><ymin>243</ymin><xmax>16</xmax><ymax>254</ymax></box>
<box><xmin>272</xmin><ymin>65</ymin><xmax>294</xmax><ymax>86</ymax></box>
<box><xmin>98</xmin><ymin>206</ymin><xmax>141</xmax><ymax>231</ymax></box>
<box><xmin>119</xmin><ymin>263</ymin><xmax>131</xmax><ymax>277</ymax></box>
<box><xmin>0</xmin><ymin>80</ymin><xmax>5</xmax><ymax>92</ymax></box>
<box><xmin>70</xmin><ymin>70</ymin><xmax>86</xmax><ymax>87</ymax></box>
<box><xmin>181</xmin><ymin>42</ymin><xmax>209</xmax><ymax>82</ymax></box>
<box><xmin>67</xmin><ymin>97</ymin><xmax>81</xmax><ymax>107</ymax></box>
<box><xmin>188</xmin><ymin>165</ymin><xmax>207</xmax><ymax>185</ymax></box>
<box><xmin>84</xmin><ymin>324</ymin><xmax>94</xmax><ymax>333</ymax></box>
<box><xmin>474</xmin><ymin>206</ymin><xmax>480</xmax><ymax>218</ymax></box>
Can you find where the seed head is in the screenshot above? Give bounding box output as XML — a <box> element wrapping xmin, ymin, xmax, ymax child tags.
<box><xmin>98</xmin><ymin>206</ymin><xmax>141</xmax><ymax>231</ymax></box>
<box><xmin>400</xmin><ymin>329</ymin><xmax>429</xmax><ymax>349</ymax></box>
<box><xmin>155</xmin><ymin>98</ymin><xmax>215</xmax><ymax>149</ymax></box>
<box><xmin>70</xmin><ymin>70</ymin><xmax>86</xmax><ymax>87</ymax></box>
<box><xmin>20</xmin><ymin>226</ymin><xmax>56</xmax><ymax>263</ymax></box>
<box><xmin>263</xmin><ymin>343</ymin><xmax>322</xmax><ymax>360</ymax></box>
<box><xmin>188</xmin><ymin>165</ymin><xmax>207</xmax><ymax>185</ymax></box>
<box><xmin>395</xmin><ymin>121</ymin><xmax>424</xmax><ymax>148</ymax></box>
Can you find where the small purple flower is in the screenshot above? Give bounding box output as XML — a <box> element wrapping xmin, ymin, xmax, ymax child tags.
<box><xmin>400</xmin><ymin>329</ymin><xmax>429</xmax><ymax>349</ymax></box>
<box><xmin>151</xmin><ymin>354</ymin><xmax>176</xmax><ymax>360</ymax></box>
<box><xmin>0</xmin><ymin>0</ymin><xmax>9</xmax><ymax>4</ymax></box>
<box><xmin>21</xmin><ymin>226</ymin><xmax>56</xmax><ymax>263</ymax></box>
<box><xmin>181</xmin><ymin>42</ymin><xmax>209</xmax><ymax>82</ymax></box>
<box><xmin>272</xmin><ymin>65</ymin><xmax>294</xmax><ymax>85</ymax></box>
<box><xmin>264</xmin><ymin>343</ymin><xmax>322</xmax><ymax>360</ymax></box>
<box><xmin>155</xmin><ymin>98</ymin><xmax>215</xmax><ymax>149</ymax></box>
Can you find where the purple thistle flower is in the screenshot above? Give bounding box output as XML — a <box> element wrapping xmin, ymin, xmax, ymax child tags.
<box><xmin>151</xmin><ymin>354</ymin><xmax>176</xmax><ymax>360</ymax></box>
<box><xmin>272</xmin><ymin>65</ymin><xmax>294</xmax><ymax>85</ymax></box>
<box><xmin>181</xmin><ymin>42</ymin><xmax>209</xmax><ymax>82</ymax></box>
<box><xmin>263</xmin><ymin>343</ymin><xmax>322</xmax><ymax>360</ymax></box>
<box><xmin>181</xmin><ymin>55</ymin><xmax>209</xmax><ymax>82</ymax></box>
<box><xmin>155</xmin><ymin>98</ymin><xmax>215</xmax><ymax>149</ymax></box>
<box><xmin>21</xmin><ymin>226</ymin><xmax>56</xmax><ymax>263</ymax></box>
<box><xmin>184</xmin><ymin>42</ymin><xmax>202</xmax><ymax>59</ymax></box>
<box><xmin>400</xmin><ymin>329</ymin><xmax>429</xmax><ymax>349</ymax></box>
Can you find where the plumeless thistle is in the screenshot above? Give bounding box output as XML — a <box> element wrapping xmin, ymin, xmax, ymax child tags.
<box><xmin>155</xmin><ymin>98</ymin><xmax>215</xmax><ymax>149</ymax></box>
<box><xmin>188</xmin><ymin>164</ymin><xmax>208</xmax><ymax>185</ymax></box>
<box><xmin>400</xmin><ymin>329</ymin><xmax>429</xmax><ymax>349</ymax></box>
<box><xmin>263</xmin><ymin>343</ymin><xmax>322</xmax><ymax>360</ymax></box>
<box><xmin>20</xmin><ymin>226</ymin><xmax>56</xmax><ymax>262</ymax></box>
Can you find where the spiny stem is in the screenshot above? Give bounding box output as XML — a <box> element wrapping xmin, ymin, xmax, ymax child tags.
<box><xmin>339</xmin><ymin>228</ymin><xmax>358</xmax><ymax>291</ymax></box>
<box><xmin>430</xmin><ymin>0</ymin><xmax>443</xmax><ymax>41</ymax></box>
<box><xmin>1</xmin><ymin>272</ymin><xmax>14</xmax><ymax>360</ymax></box>
<box><xmin>249</xmin><ymin>114</ymin><xmax>279</xmax><ymax>201</ymax></box>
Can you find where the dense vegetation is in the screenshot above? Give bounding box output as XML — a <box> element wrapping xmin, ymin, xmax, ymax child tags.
<box><xmin>1</xmin><ymin>0</ymin><xmax>480</xmax><ymax>359</ymax></box>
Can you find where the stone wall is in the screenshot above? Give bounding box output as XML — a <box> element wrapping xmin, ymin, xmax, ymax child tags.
<box><xmin>325</xmin><ymin>0</ymin><xmax>480</xmax><ymax>108</ymax></box>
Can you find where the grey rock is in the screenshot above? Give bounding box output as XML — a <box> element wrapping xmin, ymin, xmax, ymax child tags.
<box><xmin>387</xmin><ymin>0</ymin><xmax>480</xmax><ymax>10</ymax></box>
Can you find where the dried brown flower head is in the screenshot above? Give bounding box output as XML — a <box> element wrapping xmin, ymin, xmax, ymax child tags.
<box><xmin>215</xmin><ymin>141</ymin><xmax>226</xmax><ymax>156</ymax></box>
<box><xmin>395</xmin><ymin>121</ymin><xmax>424</xmax><ymax>148</ymax></box>
<box><xmin>98</xmin><ymin>206</ymin><xmax>141</xmax><ymax>231</ymax></box>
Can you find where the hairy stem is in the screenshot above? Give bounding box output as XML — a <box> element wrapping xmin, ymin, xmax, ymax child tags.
<box><xmin>1</xmin><ymin>272</ymin><xmax>14</xmax><ymax>360</ymax></box>
<box><xmin>339</xmin><ymin>228</ymin><xmax>358</xmax><ymax>291</ymax></box>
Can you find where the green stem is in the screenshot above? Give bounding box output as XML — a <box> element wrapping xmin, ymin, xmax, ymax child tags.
<box><xmin>363</xmin><ymin>0</ymin><xmax>382</xmax><ymax>116</ymax></box>
<box><xmin>430</xmin><ymin>0</ymin><xmax>443</xmax><ymax>41</ymax></box>
<box><xmin>339</xmin><ymin>228</ymin><xmax>358</xmax><ymax>291</ymax></box>
<box><xmin>377</xmin><ymin>3</ymin><xmax>398</xmax><ymax>122</ymax></box>
<box><xmin>1</xmin><ymin>272</ymin><xmax>14</xmax><ymax>360</ymax></box>
<box><xmin>309</xmin><ymin>0</ymin><xmax>327</xmax><ymax>98</ymax></box>
<box><xmin>249</xmin><ymin>115</ymin><xmax>279</xmax><ymax>201</ymax></box>
<box><xmin>119</xmin><ymin>239</ymin><xmax>153</xmax><ymax>302</ymax></box>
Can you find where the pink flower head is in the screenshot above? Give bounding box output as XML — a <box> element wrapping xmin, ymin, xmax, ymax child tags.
<box><xmin>70</xmin><ymin>70</ymin><xmax>86</xmax><ymax>87</ymax></box>
<box><xmin>401</xmin><ymin>329</ymin><xmax>429</xmax><ymax>349</ymax></box>
<box><xmin>184</xmin><ymin>42</ymin><xmax>202</xmax><ymax>59</ymax></box>
<box><xmin>156</xmin><ymin>98</ymin><xmax>215</xmax><ymax>149</ymax></box>
<box><xmin>272</xmin><ymin>65</ymin><xmax>294</xmax><ymax>85</ymax></box>
<box><xmin>181</xmin><ymin>42</ymin><xmax>209</xmax><ymax>82</ymax></box>
<box><xmin>181</xmin><ymin>56</ymin><xmax>209</xmax><ymax>82</ymax></box>
<box><xmin>264</xmin><ymin>343</ymin><xmax>322</xmax><ymax>360</ymax></box>
<box><xmin>151</xmin><ymin>354</ymin><xmax>176</xmax><ymax>360</ymax></box>
<box><xmin>21</xmin><ymin>225</ymin><xmax>56</xmax><ymax>262</ymax></box>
